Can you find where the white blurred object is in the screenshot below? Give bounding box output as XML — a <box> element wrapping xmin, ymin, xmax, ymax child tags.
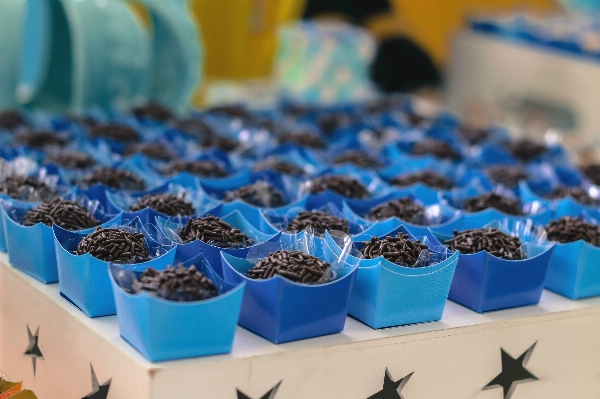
<box><xmin>446</xmin><ymin>30</ymin><xmax>600</xmax><ymax>144</ymax></box>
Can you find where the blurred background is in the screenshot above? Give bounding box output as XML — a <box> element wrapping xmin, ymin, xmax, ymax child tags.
<box><xmin>2</xmin><ymin>0</ymin><xmax>600</xmax><ymax>141</ymax></box>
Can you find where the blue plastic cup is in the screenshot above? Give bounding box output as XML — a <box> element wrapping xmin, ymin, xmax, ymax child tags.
<box><xmin>328</xmin><ymin>225</ymin><xmax>459</xmax><ymax>329</ymax></box>
<box><xmin>110</xmin><ymin>259</ymin><xmax>244</xmax><ymax>362</ymax></box>
<box><xmin>220</xmin><ymin>234</ymin><xmax>359</xmax><ymax>343</ymax></box>
<box><xmin>2</xmin><ymin>201</ymin><xmax>122</xmax><ymax>284</ymax></box>
<box><xmin>53</xmin><ymin>220</ymin><xmax>176</xmax><ymax>317</ymax></box>
<box><xmin>442</xmin><ymin>219</ymin><xmax>555</xmax><ymax>312</ymax></box>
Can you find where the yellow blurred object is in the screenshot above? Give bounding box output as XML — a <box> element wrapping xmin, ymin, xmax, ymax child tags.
<box><xmin>189</xmin><ymin>0</ymin><xmax>281</xmax><ymax>80</ymax></box>
<box><xmin>391</xmin><ymin>0</ymin><xmax>559</xmax><ymax>65</ymax></box>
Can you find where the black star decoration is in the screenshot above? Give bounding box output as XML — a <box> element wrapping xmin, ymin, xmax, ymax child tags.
<box><xmin>81</xmin><ymin>364</ymin><xmax>111</xmax><ymax>399</ymax></box>
<box><xmin>367</xmin><ymin>368</ymin><xmax>413</xmax><ymax>399</ymax></box>
<box><xmin>483</xmin><ymin>342</ymin><xmax>538</xmax><ymax>399</ymax></box>
<box><xmin>236</xmin><ymin>381</ymin><xmax>281</xmax><ymax>399</ymax></box>
<box><xmin>23</xmin><ymin>325</ymin><xmax>43</xmax><ymax>376</ymax></box>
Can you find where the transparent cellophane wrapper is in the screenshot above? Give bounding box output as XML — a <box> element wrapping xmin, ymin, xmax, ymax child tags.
<box><xmin>0</xmin><ymin>157</ymin><xmax>70</xmax><ymax>203</ymax></box>
<box><xmin>106</xmin><ymin>183</ymin><xmax>217</xmax><ymax>219</ymax></box>
<box><xmin>263</xmin><ymin>202</ymin><xmax>368</xmax><ymax>236</ymax></box>
<box><xmin>244</xmin><ymin>227</ymin><xmax>363</xmax><ymax>285</ymax></box>
<box><xmin>0</xmin><ymin>370</ymin><xmax>37</xmax><ymax>398</ymax></box>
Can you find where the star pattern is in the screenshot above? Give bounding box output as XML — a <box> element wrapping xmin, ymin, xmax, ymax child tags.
<box><xmin>23</xmin><ymin>325</ymin><xmax>43</xmax><ymax>376</ymax></box>
<box><xmin>237</xmin><ymin>381</ymin><xmax>281</xmax><ymax>399</ymax></box>
<box><xmin>82</xmin><ymin>364</ymin><xmax>111</xmax><ymax>399</ymax></box>
<box><xmin>483</xmin><ymin>342</ymin><xmax>538</xmax><ymax>399</ymax></box>
<box><xmin>367</xmin><ymin>368</ymin><xmax>413</xmax><ymax>399</ymax></box>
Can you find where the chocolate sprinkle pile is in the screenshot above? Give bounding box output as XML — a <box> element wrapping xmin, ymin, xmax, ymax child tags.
<box><xmin>411</xmin><ymin>138</ymin><xmax>459</xmax><ymax>160</ymax></box>
<box><xmin>462</xmin><ymin>192</ymin><xmax>523</xmax><ymax>215</ymax></box>
<box><xmin>22</xmin><ymin>199</ymin><xmax>100</xmax><ymax>230</ymax></box>
<box><xmin>318</xmin><ymin>113</ymin><xmax>351</xmax><ymax>135</ymax></box>
<box><xmin>89</xmin><ymin>124</ymin><xmax>141</xmax><ymax>142</ymax></box>
<box><xmin>361</xmin><ymin>233</ymin><xmax>428</xmax><ymax>266</ymax></box>
<box><xmin>505</xmin><ymin>139</ymin><xmax>546</xmax><ymax>162</ymax></box>
<box><xmin>179</xmin><ymin>215</ymin><xmax>251</xmax><ymax>247</ymax></box>
<box><xmin>77</xmin><ymin>228</ymin><xmax>149</xmax><ymax>262</ymax></box>
<box><xmin>0</xmin><ymin>176</ymin><xmax>54</xmax><ymax>200</ymax></box>
<box><xmin>486</xmin><ymin>165</ymin><xmax>528</xmax><ymax>187</ymax></box>
<box><xmin>129</xmin><ymin>193</ymin><xmax>195</xmax><ymax>216</ymax></box>
<box><xmin>247</xmin><ymin>250</ymin><xmax>331</xmax><ymax>283</ymax></box>
<box><xmin>457</xmin><ymin>126</ymin><xmax>489</xmax><ymax>145</ymax></box>
<box><xmin>132</xmin><ymin>102</ymin><xmax>174</xmax><ymax>122</ymax></box>
<box><xmin>545</xmin><ymin>186</ymin><xmax>597</xmax><ymax>205</ymax></box>
<box><xmin>200</xmin><ymin>135</ymin><xmax>239</xmax><ymax>151</ymax></box>
<box><xmin>124</xmin><ymin>142</ymin><xmax>174</xmax><ymax>161</ymax></box>
<box><xmin>278</xmin><ymin>131</ymin><xmax>325</xmax><ymax>148</ymax></box>
<box><xmin>332</xmin><ymin>150</ymin><xmax>380</xmax><ymax>168</ymax></box>
<box><xmin>174</xmin><ymin>118</ymin><xmax>214</xmax><ymax>139</ymax></box>
<box><xmin>0</xmin><ymin>110</ymin><xmax>27</xmax><ymax>130</ymax></box>
<box><xmin>15</xmin><ymin>131</ymin><xmax>68</xmax><ymax>148</ymax></box>
<box><xmin>390</xmin><ymin>171</ymin><xmax>453</xmax><ymax>189</ymax></box>
<box><xmin>444</xmin><ymin>227</ymin><xmax>524</xmax><ymax>260</ymax></box>
<box><xmin>253</xmin><ymin>157</ymin><xmax>305</xmax><ymax>176</ymax></box>
<box><xmin>209</xmin><ymin>105</ymin><xmax>253</xmax><ymax>120</ymax></box>
<box><xmin>131</xmin><ymin>264</ymin><xmax>218</xmax><ymax>301</ymax></box>
<box><xmin>287</xmin><ymin>211</ymin><xmax>349</xmax><ymax>234</ymax></box>
<box><xmin>223</xmin><ymin>181</ymin><xmax>286</xmax><ymax>208</ymax></box>
<box><xmin>581</xmin><ymin>164</ymin><xmax>600</xmax><ymax>186</ymax></box>
<box><xmin>545</xmin><ymin>217</ymin><xmax>600</xmax><ymax>246</ymax></box>
<box><xmin>366</xmin><ymin>198</ymin><xmax>425</xmax><ymax>222</ymax></box>
<box><xmin>46</xmin><ymin>151</ymin><xmax>96</xmax><ymax>169</ymax></box>
<box><xmin>162</xmin><ymin>159</ymin><xmax>227</xmax><ymax>178</ymax></box>
<box><xmin>308</xmin><ymin>175</ymin><xmax>369</xmax><ymax>199</ymax></box>
<box><xmin>80</xmin><ymin>167</ymin><xmax>146</xmax><ymax>191</ymax></box>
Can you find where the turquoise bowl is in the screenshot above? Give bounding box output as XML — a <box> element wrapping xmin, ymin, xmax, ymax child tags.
<box><xmin>0</xmin><ymin>0</ymin><xmax>26</xmax><ymax>109</ymax></box>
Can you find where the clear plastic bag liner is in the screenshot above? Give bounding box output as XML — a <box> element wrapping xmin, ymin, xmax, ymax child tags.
<box><xmin>263</xmin><ymin>202</ymin><xmax>368</xmax><ymax>235</ymax></box>
<box><xmin>245</xmin><ymin>228</ymin><xmax>362</xmax><ymax>284</ymax></box>
<box><xmin>482</xmin><ymin>218</ymin><xmax>552</xmax><ymax>260</ymax></box>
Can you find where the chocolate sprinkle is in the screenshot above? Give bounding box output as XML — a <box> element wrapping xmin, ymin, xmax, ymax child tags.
<box><xmin>457</xmin><ymin>126</ymin><xmax>489</xmax><ymax>145</ymax></box>
<box><xmin>132</xmin><ymin>102</ymin><xmax>174</xmax><ymax>122</ymax></box>
<box><xmin>462</xmin><ymin>192</ymin><xmax>523</xmax><ymax>215</ymax></box>
<box><xmin>46</xmin><ymin>151</ymin><xmax>96</xmax><ymax>169</ymax></box>
<box><xmin>253</xmin><ymin>157</ymin><xmax>305</xmax><ymax>176</ymax></box>
<box><xmin>332</xmin><ymin>150</ymin><xmax>380</xmax><ymax>168</ymax></box>
<box><xmin>79</xmin><ymin>167</ymin><xmax>146</xmax><ymax>191</ymax></box>
<box><xmin>486</xmin><ymin>165</ymin><xmax>528</xmax><ymax>187</ymax></box>
<box><xmin>0</xmin><ymin>110</ymin><xmax>27</xmax><ymax>130</ymax></box>
<box><xmin>129</xmin><ymin>193</ymin><xmax>195</xmax><ymax>216</ymax></box>
<box><xmin>124</xmin><ymin>142</ymin><xmax>175</xmax><ymax>161</ymax></box>
<box><xmin>278</xmin><ymin>131</ymin><xmax>325</xmax><ymax>148</ymax></box>
<box><xmin>545</xmin><ymin>216</ymin><xmax>600</xmax><ymax>246</ymax></box>
<box><xmin>247</xmin><ymin>250</ymin><xmax>331</xmax><ymax>283</ymax></box>
<box><xmin>174</xmin><ymin>118</ymin><xmax>215</xmax><ymax>139</ymax></box>
<box><xmin>22</xmin><ymin>199</ymin><xmax>100</xmax><ymax>230</ymax></box>
<box><xmin>545</xmin><ymin>186</ymin><xmax>597</xmax><ymax>205</ymax></box>
<box><xmin>445</xmin><ymin>227</ymin><xmax>524</xmax><ymax>260</ymax></box>
<box><xmin>361</xmin><ymin>233</ymin><xmax>428</xmax><ymax>266</ymax></box>
<box><xmin>366</xmin><ymin>198</ymin><xmax>425</xmax><ymax>222</ymax></box>
<box><xmin>77</xmin><ymin>227</ymin><xmax>149</xmax><ymax>262</ymax></box>
<box><xmin>0</xmin><ymin>176</ymin><xmax>55</xmax><ymax>200</ymax></box>
<box><xmin>200</xmin><ymin>135</ymin><xmax>239</xmax><ymax>151</ymax></box>
<box><xmin>411</xmin><ymin>138</ymin><xmax>459</xmax><ymax>160</ymax></box>
<box><xmin>89</xmin><ymin>124</ymin><xmax>141</xmax><ymax>142</ymax></box>
<box><xmin>287</xmin><ymin>211</ymin><xmax>349</xmax><ymax>234</ymax></box>
<box><xmin>506</xmin><ymin>139</ymin><xmax>546</xmax><ymax>162</ymax></box>
<box><xmin>223</xmin><ymin>181</ymin><xmax>286</xmax><ymax>208</ymax></box>
<box><xmin>131</xmin><ymin>264</ymin><xmax>218</xmax><ymax>301</ymax></box>
<box><xmin>208</xmin><ymin>105</ymin><xmax>253</xmax><ymax>120</ymax></box>
<box><xmin>179</xmin><ymin>214</ymin><xmax>251</xmax><ymax>247</ymax></box>
<box><xmin>581</xmin><ymin>164</ymin><xmax>600</xmax><ymax>186</ymax></box>
<box><xmin>308</xmin><ymin>175</ymin><xmax>369</xmax><ymax>199</ymax></box>
<box><xmin>15</xmin><ymin>131</ymin><xmax>68</xmax><ymax>148</ymax></box>
<box><xmin>162</xmin><ymin>159</ymin><xmax>227</xmax><ymax>178</ymax></box>
<box><xmin>390</xmin><ymin>171</ymin><xmax>453</xmax><ymax>189</ymax></box>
